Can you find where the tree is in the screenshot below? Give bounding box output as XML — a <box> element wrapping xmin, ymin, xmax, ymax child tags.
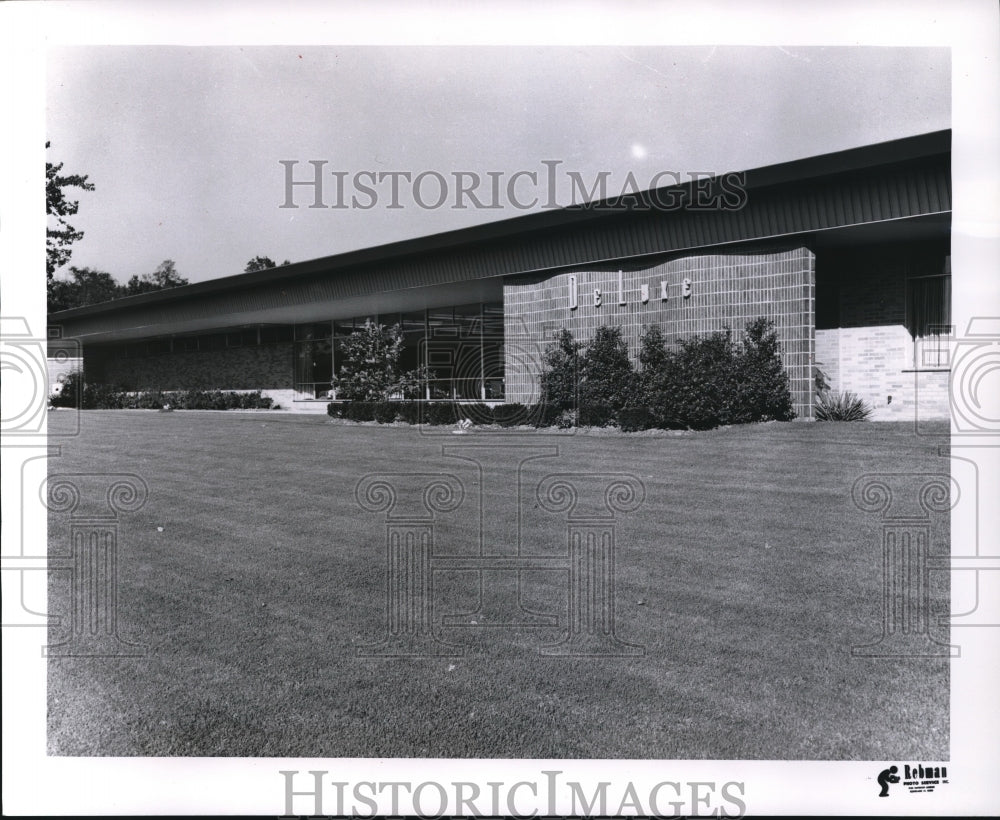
<box><xmin>47</xmin><ymin>267</ymin><xmax>121</xmax><ymax>313</ymax></box>
<box><xmin>637</xmin><ymin>324</ymin><xmax>680</xmax><ymax>425</ymax></box>
<box><xmin>539</xmin><ymin>328</ymin><xmax>582</xmax><ymax>408</ymax></box>
<box><xmin>731</xmin><ymin>317</ymin><xmax>795</xmax><ymax>423</ymax></box>
<box><xmin>244</xmin><ymin>256</ymin><xmax>291</xmax><ymax>272</ymax></box>
<box><xmin>124</xmin><ymin>260</ymin><xmax>189</xmax><ymax>296</ymax></box>
<box><xmin>332</xmin><ymin>319</ymin><xmax>428</xmax><ymax>401</ymax></box>
<box><xmin>578</xmin><ymin>325</ymin><xmax>637</xmax><ymax>412</ymax></box>
<box><xmin>46</xmin><ymin>141</ymin><xmax>95</xmax><ymax>281</ymax></box>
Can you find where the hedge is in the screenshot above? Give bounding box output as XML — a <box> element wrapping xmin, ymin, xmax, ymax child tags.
<box><xmin>50</xmin><ymin>373</ymin><xmax>275</xmax><ymax>410</ymax></box>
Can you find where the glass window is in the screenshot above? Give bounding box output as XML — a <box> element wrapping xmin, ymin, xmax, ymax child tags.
<box><xmin>333</xmin><ymin>319</ymin><xmax>356</xmax><ymax>338</ymax></box>
<box><xmin>906</xmin><ymin>274</ymin><xmax>952</xmax><ymax>369</ymax></box>
<box><xmin>906</xmin><ymin>275</ymin><xmax>951</xmax><ymax>339</ymax></box>
<box><xmin>200</xmin><ymin>333</ymin><xmax>226</xmax><ymax>352</ymax></box>
<box><xmin>260</xmin><ymin>325</ymin><xmax>294</xmax><ymax>344</ymax></box>
<box><xmin>483</xmin><ymin>302</ymin><xmax>504</xmax><ymax>337</ymax></box>
<box><xmin>294</xmin><ymin>338</ymin><xmax>333</xmax><ymax>396</ymax></box>
<box><xmin>295</xmin><ymin>322</ymin><xmax>332</xmax><ymax>341</ymax></box>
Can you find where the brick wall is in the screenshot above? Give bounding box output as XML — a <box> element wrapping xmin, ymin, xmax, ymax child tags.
<box><xmin>503</xmin><ymin>247</ymin><xmax>816</xmax><ymax>417</ymax></box>
<box><xmin>814</xmin><ymin>247</ymin><xmax>950</xmax><ymax>421</ymax></box>
<box><xmin>815</xmin><ymin>327</ymin><xmax>950</xmax><ymax>420</ymax></box>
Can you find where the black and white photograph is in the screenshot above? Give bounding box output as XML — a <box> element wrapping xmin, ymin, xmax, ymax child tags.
<box><xmin>2</xmin><ymin>1</ymin><xmax>998</xmax><ymax>816</ymax></box>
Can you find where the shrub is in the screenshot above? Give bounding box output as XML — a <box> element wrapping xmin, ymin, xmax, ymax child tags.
<box><xmin>637</xmin><ymin>319</ymin><xmax>795</xmax><ymax>430</ymax></box>
<box><xmin>345</xmin><ymin>402</ymin><xmax>377</xmax><ymax>422</ymax></box>
<box><xmin>539</xmin><ymin>328</ymin><xmax>581</xmax><ymax>409</ymax></box>
<box><xmin>730</xmin><ymin>317</ymin><xmax>795</xmax><ymax>424</ymax></box>
<box><xmin>425</xmin><ymin>402</ymin><xmax>457</xmax><ymax>426</ymax></box>
<box><xmin>578</xmin><ymin>404</ymin><xmax>615</xmax><ymax>427</ymax></box>
<box><xmin>396</xmin><ymin>402</ymin><xmax>422</xmax><ymax>425</ymax></box>
<box><xmin>49</xmin><ymin>370</ymin><xmax>84</xmax><ymax>408</ymax></box>
<box><xmin>579</xmin><ymin>325</ymin><xmax>637</xmax><ymax>413</ymax></box>
<box><xmin>555</xmin><ymin>408</ymin><xmax>578</xmax><ymax>429</ymax></box>
<box><xmin>458</xmin><ymin>403</ymin><xmax>493</xmax><ymax>426</ymax></box>
<box><xmin>491</xmin><ymin>403</ymin><xmax>531</xmax><ymax>427</ymax></box>
<box><xmin>618</xmin><ymin>406</ymin><xmax>651</xmax><ymax>432</ymax></box>
<box><xmin>659</xmin><ymin>330</ymin><xmax>736</xmax><ymax>430</ymax></box>
<box><xmin>373</xmin><ymin>402</ymin><xmax>398</xmax><ymax>424</ymax></box>
<box><xmin>815</xmin><ymin>391</ymin><xmax>873</xmax><ymax>421</ymax></box>
<box><xmin>332</xmin><ymin>319</ymin><xmax>429</xmax><ymax>401</ymax></box>
<box><xmin>53</xmin><ymin>379</ymin><xmax>274</xmax><ymax>411</ymax></box>
<box><xmin>533</xmin><ymin>399</ymin><xmax>571</xmax><ymax>428</ymax></box>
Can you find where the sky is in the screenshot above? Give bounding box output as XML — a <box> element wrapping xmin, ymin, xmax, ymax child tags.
<box><xmin>46</xmin><ymin>45</ymin><xmax>951</xmax><ymax>285</ymax></box>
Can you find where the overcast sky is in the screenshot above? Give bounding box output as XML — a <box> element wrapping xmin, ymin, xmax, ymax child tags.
<box><xmin>46</xmin><ymin>45</ymin><xmax>950</xmax><ymax>285</ymax></box>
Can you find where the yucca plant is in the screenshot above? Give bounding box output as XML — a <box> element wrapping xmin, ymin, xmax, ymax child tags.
<box><xmin>815</xmin><ymin>390</ymin><xmax>873</xmax><ymax>421</ymax></box>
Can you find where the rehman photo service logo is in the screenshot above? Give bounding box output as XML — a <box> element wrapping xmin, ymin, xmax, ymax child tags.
<box><xmin>279</xmin><ymin>770</ymin><xmax>747</xmax><ymax>818</ymax></box>
<box><xmin>876</xmin><ymin>762</ymin><xmax>949</xmax><ymax>797</ymax></box>
<box><xmin>278</xmin><ymin>160</ymin><xmax>748</xmax><ymax>212</ymax></box>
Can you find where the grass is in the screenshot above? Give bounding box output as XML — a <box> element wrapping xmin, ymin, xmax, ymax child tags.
<box><xmin>47</xmin><ymin>410</ymin><xmax>950</xmax><ymax>758</ymax></box>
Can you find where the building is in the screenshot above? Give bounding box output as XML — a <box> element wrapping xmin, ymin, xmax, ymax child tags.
<box><xmin>47</xmin><ymin>130</ymin><xmax>952</xmax><ymax>420</ymax></box>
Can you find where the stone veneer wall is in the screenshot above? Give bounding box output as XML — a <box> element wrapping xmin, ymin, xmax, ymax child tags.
<box><xmin>96</xmin><ymin>343</ymin><xmax>295</xmax><ymax>406</ymax></box>
<box><xmin>503</xmin><ymin>247</ymin><xmax>815</xmax><ymax>418</ymax></box>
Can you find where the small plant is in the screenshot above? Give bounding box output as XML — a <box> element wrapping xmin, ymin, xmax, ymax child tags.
<box><xmin>555</xmin><ymin>408</ymin><xmax>578</xmax><ymax>429</ymax></box>
<box><xmin>814</xmin><ymin>391</ymin><xmax>873</xmax><ymax>422</ymax></box>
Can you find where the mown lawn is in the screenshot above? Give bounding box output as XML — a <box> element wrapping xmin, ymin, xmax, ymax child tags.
<box><xmin>46</xmin><ymin>410</ymin><xmax>950</xmax><ymax>758</ymax></box>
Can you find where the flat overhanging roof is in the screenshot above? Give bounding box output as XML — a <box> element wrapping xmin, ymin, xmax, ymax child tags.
<box><xmin>49</xmin><ymin>129</ymin><xmax>951</xmax><ymax>330</ymax></box>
